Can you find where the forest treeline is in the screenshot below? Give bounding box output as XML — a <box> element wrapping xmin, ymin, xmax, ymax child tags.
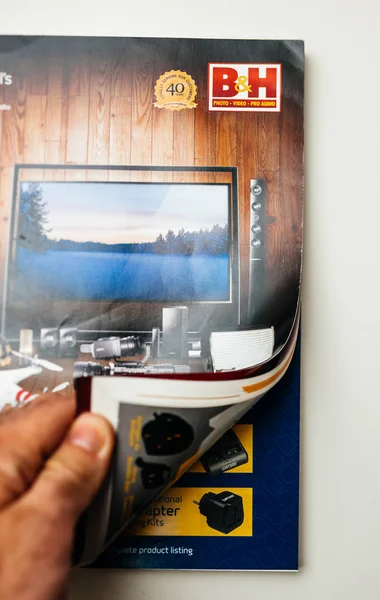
<box><xmin>18</xmin><ymin>183</ymin><xmax>229</xmax><ymax>256</ymax></box>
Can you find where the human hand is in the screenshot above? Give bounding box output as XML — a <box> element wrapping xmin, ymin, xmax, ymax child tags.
<box><xmin>0</xmin><ymin>394</ymin><xmax>114</xmax><ymax>600</ymax></box>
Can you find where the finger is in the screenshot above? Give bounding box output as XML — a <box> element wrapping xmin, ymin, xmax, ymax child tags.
<box><xmin>23</xmin><ymin>412</ymin><xmax>114</xmax><ymax>525</ymax></box>
<box><xmin>0</xmin><ymin>393</ymin><xmax>75</xmax><ymax>508</ymax></box>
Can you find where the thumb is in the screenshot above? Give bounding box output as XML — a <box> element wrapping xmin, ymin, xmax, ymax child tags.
<box><xmin>24</xmin><ymin>412</ymin><xmax>114</xmax><ymax>523</ymax></box>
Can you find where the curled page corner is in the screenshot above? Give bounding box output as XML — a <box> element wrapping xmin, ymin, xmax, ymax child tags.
<box><xmin>73</xmin><ymin>312</ymin><xmax>299</xmax><ymax>566</ymax></box>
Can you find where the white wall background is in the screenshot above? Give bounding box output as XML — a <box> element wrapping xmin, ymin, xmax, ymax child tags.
<box><xmin>2</xmin><ymin>2</ymin><xmax>380</xmax><ymax>598</ymax></box>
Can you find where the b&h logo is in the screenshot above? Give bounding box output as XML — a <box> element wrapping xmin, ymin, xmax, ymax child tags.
<box><xmin>208</xmin><ymin>63</ymin><xmax>281</xmax><ymax>112</ymax></box>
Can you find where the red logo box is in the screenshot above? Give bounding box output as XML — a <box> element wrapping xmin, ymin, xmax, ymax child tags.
<box><xmin>208</xmin><ymin>63</ymin><xmax>282</xmax><ymax>112</ymax></box>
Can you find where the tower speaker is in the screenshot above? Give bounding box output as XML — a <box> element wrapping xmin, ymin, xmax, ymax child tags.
<box><xmin>248</xmin><ymin>179</ymin><xmax>266</xmax><ymax>322</ymax></box>
<box><xmin>162</xmin><ymin>306</ymin><xmax>188</xmax><ymax>359</ymax></box>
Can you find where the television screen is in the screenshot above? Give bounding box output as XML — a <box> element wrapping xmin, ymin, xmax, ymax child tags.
<box><xmin>13</xmin><ymin>181</ymin><xmax>231</xmax><ymax>303</ymax></box>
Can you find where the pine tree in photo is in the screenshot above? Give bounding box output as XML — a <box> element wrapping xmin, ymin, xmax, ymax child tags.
<box><xmin>154</xmin><ymin>233</ymin><xmax>166</xmax><ymax>254</ymax></box>
<box><xmin>211</xmin><ymin>224</ymin><xmax>229</xmax><ymax>255</ymax></box>
<box><xmin>151</xmin><ymin>224</ymin><xmax>228</xmax><ymax>256</ymax></box>
<box><xmin>183</xmin><ymin>230</ymin><xmax>195</xmax><ymax>256</ymax></box>
<box><xmin>18</xmin><ymin>183</ymin><xmax>50</xmax><ymax>252</ymax></box>
<box><xmin>175</xmin><ymin>228</ymin><xmax>188</xmax><ymax>255</ymax></box>
<box><xmin>165</xmin><ymin>229</ymin><xmax>176</xmax><ymax>253</ymax></box>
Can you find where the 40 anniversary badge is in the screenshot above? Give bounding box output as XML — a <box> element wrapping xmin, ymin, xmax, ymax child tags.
<box><xmin>154</xmin><ymin>70</ymin><xmax>197</xmax><ymax>111</ymax></box>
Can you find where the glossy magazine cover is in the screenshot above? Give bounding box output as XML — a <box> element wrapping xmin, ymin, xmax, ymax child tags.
<box><xmin>0</xmin><ymin>36</ymin><xmax>304</xmax><ymax>567</ymax></box>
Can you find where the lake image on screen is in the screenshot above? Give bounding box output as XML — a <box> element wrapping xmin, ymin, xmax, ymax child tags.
<box><xmin>15</xmin><ymin>181</ymin><xmax>230</xmax><ymax>302</ymax></box>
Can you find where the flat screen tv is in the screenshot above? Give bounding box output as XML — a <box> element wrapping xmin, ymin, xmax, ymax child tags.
<box><xmin>2</xmin><ymin>165</ymin><xmax>239</xmax><ymax>341</ymax></box>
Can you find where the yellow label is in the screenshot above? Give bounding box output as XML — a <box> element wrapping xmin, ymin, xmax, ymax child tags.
<box><xmin>154</xmin><ymin>70</ymin><xmax>197</xmax><ymax>111</ymax></box>
<box><xmin>129</xmin><ymin>416</ymin><xmax>143</xmax><ymax>452</ymax></box>
<box><xmin>127</xmin><ymin>487</ymin><xmax>253</xmax><ymax>537</ymax></box>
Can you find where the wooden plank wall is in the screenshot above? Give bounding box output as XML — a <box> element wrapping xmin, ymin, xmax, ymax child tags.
<box><xmin>0</xmin><ymin>40</ymin><xmax>303</xmax><ymax>326</ymax></box>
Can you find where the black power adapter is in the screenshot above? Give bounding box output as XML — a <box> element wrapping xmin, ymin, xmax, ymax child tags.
<box><xmin>142</xmin><ymin>413</ymin><xmax>194</xmax><ymax>456</ymax></box>
<box><xmin>194</xmin><ymin>491</ymin><xmax>244</xmax><ymax>534</ymax></box>
<box><xmin>135</xmin><ymin>458</ymin><xmax>172</xmax><ymax>489</ymax></box>
<box><xmin>200</xmin><ymin>429</ymin><xmax>248</xmax><ymax>476</ymax></box>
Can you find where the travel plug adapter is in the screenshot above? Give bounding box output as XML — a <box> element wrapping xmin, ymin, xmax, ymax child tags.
<box><xmin>194</xmin><ymin>491</ymin><xmax>244</xmax><ymax>534</ymax></box>
<box><xmin>200</xmin><ymin>429</ymin><xmax>248</xmax><ymax>475</ymax></box>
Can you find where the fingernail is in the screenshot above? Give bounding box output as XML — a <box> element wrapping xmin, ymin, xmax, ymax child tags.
<box><xmin>67</xmin><ymin>413</ymin><xmax>106</xmax><ymax>455</ymax></box>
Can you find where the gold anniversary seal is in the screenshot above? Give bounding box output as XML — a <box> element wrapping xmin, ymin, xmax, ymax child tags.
<box><xmin>154</xmin><ymin>70</ymin><xmax>197</xmax><ymax>111</ymax></box>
